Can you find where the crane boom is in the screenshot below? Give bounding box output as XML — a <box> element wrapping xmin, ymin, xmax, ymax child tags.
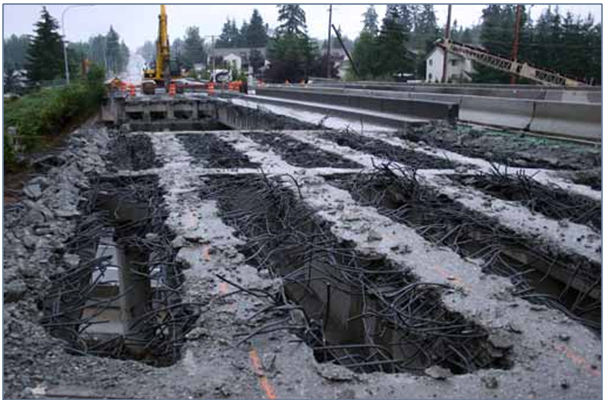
<box><xmin>439</xmin><ymin>39</ymin><xmax>586</xmax><ymax>87</ymax></box>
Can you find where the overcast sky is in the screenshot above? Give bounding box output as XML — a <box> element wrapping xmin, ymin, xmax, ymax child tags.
<box><xmin>3</xmin><ymin>3</ymin><xmax>602</xmax><ymax>50</ymax></box>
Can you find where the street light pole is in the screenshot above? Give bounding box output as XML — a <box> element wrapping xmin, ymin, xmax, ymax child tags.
<box><xmin>62</xmin><ymin>5</ymin><xmax>93</xmax><ymax>85</ymax></box>
<box><xmin>326</xmin><ymin>5</ymin><xmax>332</xmax><ymax>78</ymax></box>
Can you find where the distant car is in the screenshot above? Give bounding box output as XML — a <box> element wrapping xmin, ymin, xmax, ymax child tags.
<box><xmin>172</xmin><ymin>78</ymin><xmax>207</xmax><ymax>93</ymax></box>
<box><xmin>393</xmin><ymin>73</ymin><xmax>416</xmax><ymax>83</ymax></box>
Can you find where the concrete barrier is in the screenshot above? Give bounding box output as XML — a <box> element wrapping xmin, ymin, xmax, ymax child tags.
<box><xmin>255</xmin><ymin>87</ymin><xmax>458</xmax><ymax>121</ymax></box>
<box><xmin>529</xmin><ymin>101</ymin><xmax>601</xmax><ymax>141</ymax></box>
<box><xmin>253</xmin><ymin>86</ymin><xmax>601</xmax><ymax>142</ymax></box>
<box><xmin>544</xmin><ymin>90</ymin><xmax>602</xmax><ymax>104</ymax></box>
<box><xmin>458</xmin><ymin>96</ymin><xmax>534</xmax><ymax>130</ymax></box>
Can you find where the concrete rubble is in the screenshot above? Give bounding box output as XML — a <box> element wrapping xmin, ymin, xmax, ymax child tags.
<box><xmin>3</xmin><ymin>96</ymin><xmax>602</xmax><ymax>399</ymax></box>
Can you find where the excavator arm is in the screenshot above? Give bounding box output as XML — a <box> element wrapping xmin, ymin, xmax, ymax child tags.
<box><xmin>143</xmin><ymin>5</ymin><xmax>179</xmax><ymax>94</ymax></box>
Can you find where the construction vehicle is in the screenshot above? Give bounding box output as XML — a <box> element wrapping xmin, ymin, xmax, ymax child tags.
<box><xmin>438</xmin><ymin>39</ymin><xmax>586</xmax><ymax>87</ymax></box>
<box><xmin>142</xmin><ymin>5</ymin><xmax>181</xmax><ymax>95</ymax></box>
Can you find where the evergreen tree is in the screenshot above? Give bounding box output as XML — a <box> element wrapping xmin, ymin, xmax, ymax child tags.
<box><xmin>138</xmin><ymin>40</ymin><xmax>156</xmax><ymax>64</ymax></box>
<box><xmin>351</xmin><ymin>6</ymin><xmax>381</xmax><ymax>79</ymax></box>
<box><xmin>119</xmin><ymin>40</ymin><xmax>129</xmax><ymax>73</ymax></box>
<box><xmin>473</xmin><ymin>5</ymin><xmax>526</xmax><ymax>83</ymax></box>
<box><xmin>239</xmin><ymin>21</ymin><xmax>250</xmax><ymax>47</ymax></box>
<box><xmin>267</xmin><ymin>5</ymin><xmax>316</xmax><ymax>82</ymax></box>
<box><xmin>216</xmin><ymin>19</ymin><xmax>241</xmax><ymax>48</ymax></box>
<box><xmin>351</xmin><ymin>31</ymin><xmax>378</xmax><ymax>80</ymax></box>
<box><xmin>89</xmin><ymin>35</ymin><xmax>108</xmax><ymax>70</ymax></box>
<box><xmin>4</xmin><ymin>34</ymin><xmax>30</xmax><ymax>70</ymax></box>
<box><xmin>181</xmin><ymin>26</ymin><xmax>206</xmax><ymax>69</ymax></box>
<box><xmin>412</xmin><ymin>5</ymin><xmax>439</xmax><ymax>77</ymax></box>
<box><xmin>172</xmin><ymin>38</ymin><xmax>184</xmax><ymax>60</ymax></box>
<box><xmin>276</xmin><ymin>5</ymin><xmax>307</xmax><ymax>37</ymax></box>
<box><xmin>105</xmin><ymin>26</ymin><xmax>121</xmax><ymax>75</ymax></box>
<box><xmin>25</xmin><ymin>7</ymin><xmax>64</xmax><ymax>83</ymax></box>
<box><xmin>247</xmin><ymin>9</ymin><xmax>268</xmax><ymax>47</ymax></box>
<box><xmin>375</xmin><ymin>6</ymin><xmax>412</xmax><ymax>78</ymax></box>
<box><xmin>396</xmin><ymin>5</ymin><xmax>415</xmax><ymax>34</ymax></box>
<box><xmin>362</xmin><ymin>6</ymin><xmax>379</xmax><ymax>36</ymax></box>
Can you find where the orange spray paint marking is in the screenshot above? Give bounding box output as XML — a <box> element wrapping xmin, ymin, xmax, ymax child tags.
<box><xmin>249</xmin><ymin>349</ymin><xmax>277</xmax><ymax>399</ymax></box>
<box><xmin>434</xmin><ymin>267</ymin><xmax>468</xmax><ymax>290</ymax></box>
<box><xmin>218</xmin><ymin>282</ymin><xmax>229</xmax><ymax>295</ymax></box>
<box><xmin>203</xmin><ymin>246</ymin><xmax>211</xmax><ymax>262</ymax></box>
<box><xmin>554</xmin><ymin>343</ymin><xmax>601</xmax><ymax>377</ymax></box>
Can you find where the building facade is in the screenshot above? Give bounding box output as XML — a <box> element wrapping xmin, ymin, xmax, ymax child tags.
<box><xmin>425</xmin><ymin>47</ymin><xmax>475</xmax><ymax>83</ymax></box>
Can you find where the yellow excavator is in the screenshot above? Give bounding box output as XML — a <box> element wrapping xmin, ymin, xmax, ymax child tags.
<box><xmin>142</xmin><ymin>5</ymin><xmax>181</xmax><ymax>94</ymax></box>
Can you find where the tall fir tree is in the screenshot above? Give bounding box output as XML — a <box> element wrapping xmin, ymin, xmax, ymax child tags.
<box><xmin>216</xmin><ymin>19</ymin><xmax>241</xmax><ymax>48</ymax></box>
<box><xmin>267</xmin><ymin>5</ymin><xmax>316</xmax><ymax>82</ymax></box>
<box><xmin>351</xmin><ymin>6</ymin><xmax>381</xmax><ymax>79</ymax></box>
<box><xmin>375</xmin><ymin>6</ymin><xmax>413</xmax><ymax>78</ymax></box>
<box><xmin>276</xmin><ymin>5</ymin><xmax>307</xmax><ymax>37</ymax></box>
<box><xmin>181</xmin><ymin>26</ymin><xmax>206</xmax><ymax>69</ymax></box>
<box><xmin>412</xmin><ymin>5</ymin><xmax>439</xmax><ymax>77</ymax></box>
<box><xmin>362</xmin><ymin>6</ymin><xmax>379</xmax><ymax>36</ymax></box>
<box><xmin>25</xmin><ymin>7</ymin><xmax>64</xmax><ymax>83</ymax></box>
<box><xmin>247</xmin><ymin>9</ymin><xmax>268</xmax><ymax>47</ymax></box>
<box><xmin>105</xmin><ymin>26</ymin><xmax>121</xmax><ymax>75</ymax></box>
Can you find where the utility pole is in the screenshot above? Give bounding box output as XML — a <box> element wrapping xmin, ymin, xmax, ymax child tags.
<box><xmin>441</xmin><ymin>5</ymin><xmax>452</xmax><ymax>83</ymax></box>
<box><xmin>511</xmin><ymin>5</ymin><xmax>523</xmax><ymax>84</ymax></box>
<box><xmin>326</xmin><ymin>5</ymin><xmax>332</xmax><ymax>78</ymax></box>
<box><xmin>62</xmin><ymin>5</ymin><xmax>93</xmax><ymax>85</ymax></box>
<box><xmin>332</xmin><ymin>24</ymin><xmax>359</xmax><ymax>78</ymax></box>
<box><xmin>203</xmin><ymin>34</ymin><xmax>217</xmax><ymax>81</ymax></box>
<box><xmin>211</xmin><ymin>35</ymin><xmax>216</xmax><ymax>81</ymax></box>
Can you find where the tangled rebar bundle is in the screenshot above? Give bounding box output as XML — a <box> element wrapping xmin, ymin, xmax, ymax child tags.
<box><xmin>41</xmin><ymin>175</ymin><xmax>201</xmax><ymax>367</ymax></box>
<box><xmin>457</xmin><ymin>165</ymin><xmax>601</xmax><ymax>231</ymax></box>
<box><xmin>327</xmin><ymin>164</ymin><xmax>601</xmax><ymax>331</ymax></box>
<box><xmin>176</xmin><ymin>133</ymin><xmax>260</xmax><ymax>168</ymax></box>
<box><xmin>203</xmin><ymin>174</ymin><xmax>510</xmax><ymax>375</ymax></box>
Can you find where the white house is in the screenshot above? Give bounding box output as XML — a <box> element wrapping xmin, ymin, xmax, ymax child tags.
<box><xmin>425</xmin><ymin>47</ymin><xmax>475</xmax><ymax>83</ymax></box>
<box><xmin>212</xmin><ymin>47</ymin><xmax>267</xmax><ymax>72</ymax></box>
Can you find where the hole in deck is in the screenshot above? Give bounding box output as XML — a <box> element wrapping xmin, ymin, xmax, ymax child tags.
<box><xmin>150</xmin><ymin>111</ymin><xmax>167</xmax><ymax>121</ymax></box>
<box><xmin>176</xmin><ymin>132</ymin><xmax>260</xmax><ymax>169</ymax></box>
<box><xmin>126</xmin><ymin>112</ymin><xmax>144</xmax><ymax>120</ymax></box>
<box><xmin>107</xmin><ymin>134</ymin><xmax>162</xmax><ymax>171</ymax></box>
<box><xmin>326</xmin><ymin>167</ymin><xmax>601</xmax><ymax>331</ymax></box>
<box><xmin>201</xmin><ymin>174</ymin><xmax>512</xmax><ymax>375</ymax></box>
<box><xmin>174</xmin><ymin>110</ymin><xmax>192</xmax><ymax>120</ymax></box>
<box><xmin>41</xmin><ymin>175</ymin><xmax>200</xmax><ymax>367</ymax></box>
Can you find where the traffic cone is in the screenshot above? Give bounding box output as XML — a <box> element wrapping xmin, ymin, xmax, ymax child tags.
<box><xmin>120</xmin><ymin>81</ymin><xmax>127</xmax><ymax>94</ymax></box>
<box><xmin>169</xmin><ymin>83</ymin><xmax>176</xmax><ymax>96</ymax></box>
<box><xmin>129</xmin><ymin>84</ymin><xmax>136</xmax><ymax>97</ymax></box>
<box><xmin>208</xmin><ymin>82</ymin><xmax>215</xmax><ymax>94</ymax></box>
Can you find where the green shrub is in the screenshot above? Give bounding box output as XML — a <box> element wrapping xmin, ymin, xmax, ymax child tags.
<box><xmin>4</xmin><ymin>65</ymin><xmax>106</xmax><ymax>162</ymax></box>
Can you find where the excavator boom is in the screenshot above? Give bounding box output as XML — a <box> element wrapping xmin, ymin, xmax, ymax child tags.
<box><xmin>143</xmin><ymin>4</ymin><xmax>179</xmax><ymax>94</ymax></box>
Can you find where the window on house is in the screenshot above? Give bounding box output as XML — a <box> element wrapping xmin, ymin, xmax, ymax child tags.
<box><xmin>428</xmin><ymin>59</ymin><xmax>433</xmax><ymax>66</ymax></box>
<box><xmin>428</xmin><ymin>73</ymin><xmax>433</xmax><ymax>80</ymax></box>
<box><xmin>451</xmin><ymin>59</ymin><xmax>458</xmax><ymax>67</ymax></box>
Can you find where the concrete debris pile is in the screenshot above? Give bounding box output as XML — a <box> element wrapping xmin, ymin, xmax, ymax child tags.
<box><xmin>3</xmin><ymin>95</ymin><xmax>602</xmax><ymax>399</ymax></box>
